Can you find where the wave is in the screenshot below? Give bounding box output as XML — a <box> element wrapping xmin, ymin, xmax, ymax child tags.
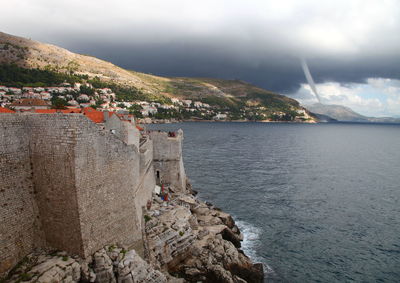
<box><xmin>235</xmin><ymin>220</ymin><xmax>275</xmax><ymax>277</ymax></box>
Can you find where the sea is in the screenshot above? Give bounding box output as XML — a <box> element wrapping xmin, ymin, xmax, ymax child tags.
<box><xmin>147</xmin><ymin>122</ymin><xmax>400</xmax><ymax>283</ymax></box>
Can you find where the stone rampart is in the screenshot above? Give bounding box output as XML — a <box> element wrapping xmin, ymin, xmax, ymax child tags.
<box><xmin>104</xmin><ymin>114</ymin><xmax>140</xmax><ymax>149</ymax></box>
<box><xmin>149</xmin><ymin>130</ymin><xmax>187</xmax><ymax>192</ymax></box>
<box><xmin>0</xmin><ymin>113</ymin><xmax>152</xmax><ymax>275</ymax></box>
<box><xmin>72</xmin><ymin>115</ymin><xmax>142</xmax><ymax>257</ymax></box>
<box><xmin>0</xmin><ymin>114</ymin><xmax>45</xmax><ymax>274</ymax></box>
<box><xmin>135</xmin><ymin>136</ymin><xmax>156</xmax><ymax>256</ymax></box>
<box><xmin>29</xmin><ymin>114</ymin><xmax>83</xmax><ymax>256</ymax></box>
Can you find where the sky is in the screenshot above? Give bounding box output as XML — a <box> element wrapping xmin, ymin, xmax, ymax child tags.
<box><xmin>1</xmin><ymin>0</ymin><xmax>400</xmax><ymax>117</ymax></box>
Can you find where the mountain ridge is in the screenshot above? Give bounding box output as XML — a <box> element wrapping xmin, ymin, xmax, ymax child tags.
<box><xmin>306</xmin><ymin>103</ymin><xmax>368</xmax><ymax>122</ymax></box>
<box><xmin>307</xmin><ymin>103</ymin><xmax>400</xmax><ymax>123</ymax></box>
<box><xmin>0</xmin><ymin>31</ymin><xmax>316</xmax><ymax>122</ymax></box>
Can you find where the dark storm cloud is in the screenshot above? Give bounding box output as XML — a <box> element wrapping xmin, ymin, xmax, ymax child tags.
<box><xmin>67</xmin><ymin>40</ymin><xmax>305</xmax><ymax>93</ymax></box>
<box><xmin>1</xmin><ymin>0</ymin><xmax>400</xmax><ymax>93</ymax></box>
<box><xmin>65</xmin><ymin>40</ymin><xmax>400</xmax><ymax>93</ymax></box>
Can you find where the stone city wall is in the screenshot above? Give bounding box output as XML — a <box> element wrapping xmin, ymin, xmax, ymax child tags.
<box><xmin>104</xmin><ymin>114</ymin><xmax>140</xmax><ymax>149</ymax></box>
<box><xmin>73</xmin><ymin>115</ymin><xmax>143</xmax><ymax>257</ymax></box>
<box><xmin>29</xmin><ymin>114</ymin><xmax>83</xmax><ymax>256</ymax></box>
<box><xmin>149</xmin><ymin>130</ymin><xmax>187</xmax><ymax>192</ymax></box>
<box><xmin>135</xmin><ymin>136</ymin><xmax>156</xmax><ymax>257</ymax></box>
<box><xmin>0</xmin><ymin>113</ymin><xmax>155</xmax><ymax>276</ymax></box>
<box><xmin>0</xmin><ymin>114</ymin><xmax>44</xmax><ymax>275</ymax></box>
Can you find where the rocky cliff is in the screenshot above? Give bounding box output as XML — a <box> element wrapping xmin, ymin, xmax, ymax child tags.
<box><xmin>145</xmin><ymin>189</ymin><xmax>264</xmax><ymax>282</ymax></box>
<box><xmin>2</xmin><ymin>187</ymin><xmax>264</xmax><ymax>283</ymax></box>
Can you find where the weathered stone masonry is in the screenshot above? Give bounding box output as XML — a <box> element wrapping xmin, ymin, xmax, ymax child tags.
<box><xmin>150</xmin><ymin>130</ymin><xmax>187</xmax><ymax>192</ymax></box>
<box><xmin>0</xmin><ymin>113</ymin><xmax>187</xmax><ymax>276</ymax></box>
<box><xmin>0</xmin><ymin>115</ymin><xmax>45</xmax><ymax>275</ymax></box>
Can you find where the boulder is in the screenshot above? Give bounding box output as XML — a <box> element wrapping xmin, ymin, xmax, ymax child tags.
<box><xmin>117</xmin><ymin>250</ymin><xmax>167</xmax><ymax>283</ymax></box>
<box><xmin>221</xmin><ymin>227</ymin><xmax>242</xmax><ymax>248</ymax></box>
<box><xmin>93</xmin><ymin>249</ymin><xmax>115</xmax><ymax>283</ymax></box>
<box><xmin>217</xmin><ymin>211</ymin><xmax>236</xmax><ymax>228</ymax></box>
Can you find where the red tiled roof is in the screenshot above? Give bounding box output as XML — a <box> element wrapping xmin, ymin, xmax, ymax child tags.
<box><xmin>83</xmin><ymin>107</ymin><xmax>96</xmax><ymax>113</ymax></box>
<box><xmin>81</xmin><ymin>107</ymin><xmax>108</xmax><ymax>123</ymax></box>
<box><xmin>34</xmin><ymin>108</ymin><xmax>82</xmax><ymax>114</ymax></box>
<box><xmin>35</xmin><ymin>109</ymin><xmax>57</xmax><ymax>114</ymax></box>
<box><xmin>61</xmin><ymin>108</ymin><xmax>81</xmax><ymax>113</ymax></box>
<box><xmin>10</xmin><ymin>99</ymin><xmax>50</xmax><ymax>107</ymax></box>
<box><xmin>0</xmin><ymin>107</ymin><xmax>15</xmax><ymax>113</ymax></box>
<box><xmin>84</xmin><ymin>110</ymin><xmax>105</xmax><ymax>123</ymax></box>
<box><xmin>82</xmin><ymin>110</ymin><xmax>137</xmax><ymax>124</ymax></box>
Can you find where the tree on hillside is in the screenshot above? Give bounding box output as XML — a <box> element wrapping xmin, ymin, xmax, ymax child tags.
<box><xmin>80</xmin><ymin>85</ymin><xmax>95</xmax><ymax>95</ymax></box>
<box><xmin>51</xmin><ymin>97</ymin><xmax>68</xmax><ymax>109</ymax></box>
<box><xmin>67</xmin><ymin>61</ymin><xmax>79</xmax><ymax>75</ymax></box>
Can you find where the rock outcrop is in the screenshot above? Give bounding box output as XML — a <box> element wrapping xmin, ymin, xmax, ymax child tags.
<box><xmin>2</xmin><ymin>189</ymin><xmax>264</xmax><ymax>283</ymax></box>
<box><xmin>3</xmin><ymin>252</ymin><xmax>81</xmax><ymax>283</ymax></box>
<box><xmin>3</xmin><ymin>248</ymin><xmax>167</xmax><ymax>283</ymax></box>
<box><xmin>144</xmin><ymin>192</ymin><xmax>264</xmax><ymax>283</ymax></box>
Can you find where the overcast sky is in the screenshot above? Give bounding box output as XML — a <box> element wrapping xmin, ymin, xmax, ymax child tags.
<box><xmin>1</xmin><ymin>0</ymin><xmax>400</xmax><ymax>117</ymax></box>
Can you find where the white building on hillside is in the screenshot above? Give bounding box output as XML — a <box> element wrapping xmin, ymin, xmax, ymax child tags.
<box><xmin>214</xmin><ymin>113</ymin><xmax>227</xmax><ymax>120</ymax></box>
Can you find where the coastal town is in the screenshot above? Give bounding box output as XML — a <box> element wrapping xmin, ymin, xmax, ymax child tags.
<box><xmin>0</xmin><ymin>83</ymin><xmax>219</xmax><ymax>123</ymax></box>
<box><xmin>0</xmin><ymin>97</ymin><xmax>264</xmax><ymax>282</ymax></box>
<box><xmin>0</xmin><ymin>82</ymin><xmax>315</xmax><ymax>123</ymax></box>
<box><xmin>2</xmin><ymin>0</ymin><xmax>399</xmax><ymax>281</ymax></box>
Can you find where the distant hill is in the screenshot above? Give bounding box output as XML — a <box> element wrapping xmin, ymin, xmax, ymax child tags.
<box><xmin>0</xmin><ymin>31</ymin><xmax>316</xmax><ymax>122</ymax></box>
<box><xmin>366</xmin><ymin>116</ymin><xmax>400</xmax><ymax>123</ymax></box>
<box><xmin>311</xmin><ymin>112</ymin><xmax>338</xmax><ymax>123</ymax></box>
<box><xmin>307</xmin><ymin>103</ymin><xmax>400</xmax><ymax>123</ymax></box>
<box><xmin>307</xmin><ymin>103</ymin><xmax>368</xmax><ymax>122</ymax></box>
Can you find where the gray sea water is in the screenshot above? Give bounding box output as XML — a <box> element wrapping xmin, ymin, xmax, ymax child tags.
<box><xmin>148</xmin><ymin>122</ymin><xmax>400</xmax><ymax>282</ymax></box>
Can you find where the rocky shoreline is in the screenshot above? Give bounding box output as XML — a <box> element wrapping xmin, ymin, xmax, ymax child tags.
<box><xmin>2</xmin><ymin>184</ymin><xmax>263</xmax><ymax>283</ymax></box>
<box><xmin>144</xmin><ymin>184</ymin><xmax>264</xmax><ymax>282</ymax></box>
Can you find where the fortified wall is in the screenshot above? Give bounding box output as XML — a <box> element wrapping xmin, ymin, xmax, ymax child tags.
<box><xmin>149</xmin><ymin>130</ymin><xmax>187</xmax><ymax>192</ymax></box>
<box><xmin>0</xmin><ymin>113</ymin><xmax>186</xmax><ymax>276</ymax></box>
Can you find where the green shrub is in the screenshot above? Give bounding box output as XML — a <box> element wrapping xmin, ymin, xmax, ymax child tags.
<box><xmin>120</xmin><ymin>248</ymin><xmax>127</xmax><ymax>259</ymax></box>
<box><xmin>144</xmin><ymin>215</ymin><xmax>152</xmax><ymax>223</ymax></box>
<box><xmin>19</xmin><ymin>273</ymin><xmax>32</xmax><ymax>281</ymax></box>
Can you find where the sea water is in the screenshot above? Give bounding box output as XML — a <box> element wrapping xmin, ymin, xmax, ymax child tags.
<box><xmin>148</xmin><ymin>122</ymin><xmax>400</xmax><ymax>282</ymax></box>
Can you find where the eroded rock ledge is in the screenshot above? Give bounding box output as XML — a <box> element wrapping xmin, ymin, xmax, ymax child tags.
<box><xmin>3</xmin><ymin>191</ymin><xmax>263</xmax><ymax>283</ymax></box>
<box><xmin>145</xmin><ymin>191</ymin><xmax>264</xmax><ymax>283</ymax></box>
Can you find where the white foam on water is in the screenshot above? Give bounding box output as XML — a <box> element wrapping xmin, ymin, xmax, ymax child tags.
<box><xmin>235</xmin><ymin>220</ymin><xmax>275</xmax><ymax>276</ymax></box>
